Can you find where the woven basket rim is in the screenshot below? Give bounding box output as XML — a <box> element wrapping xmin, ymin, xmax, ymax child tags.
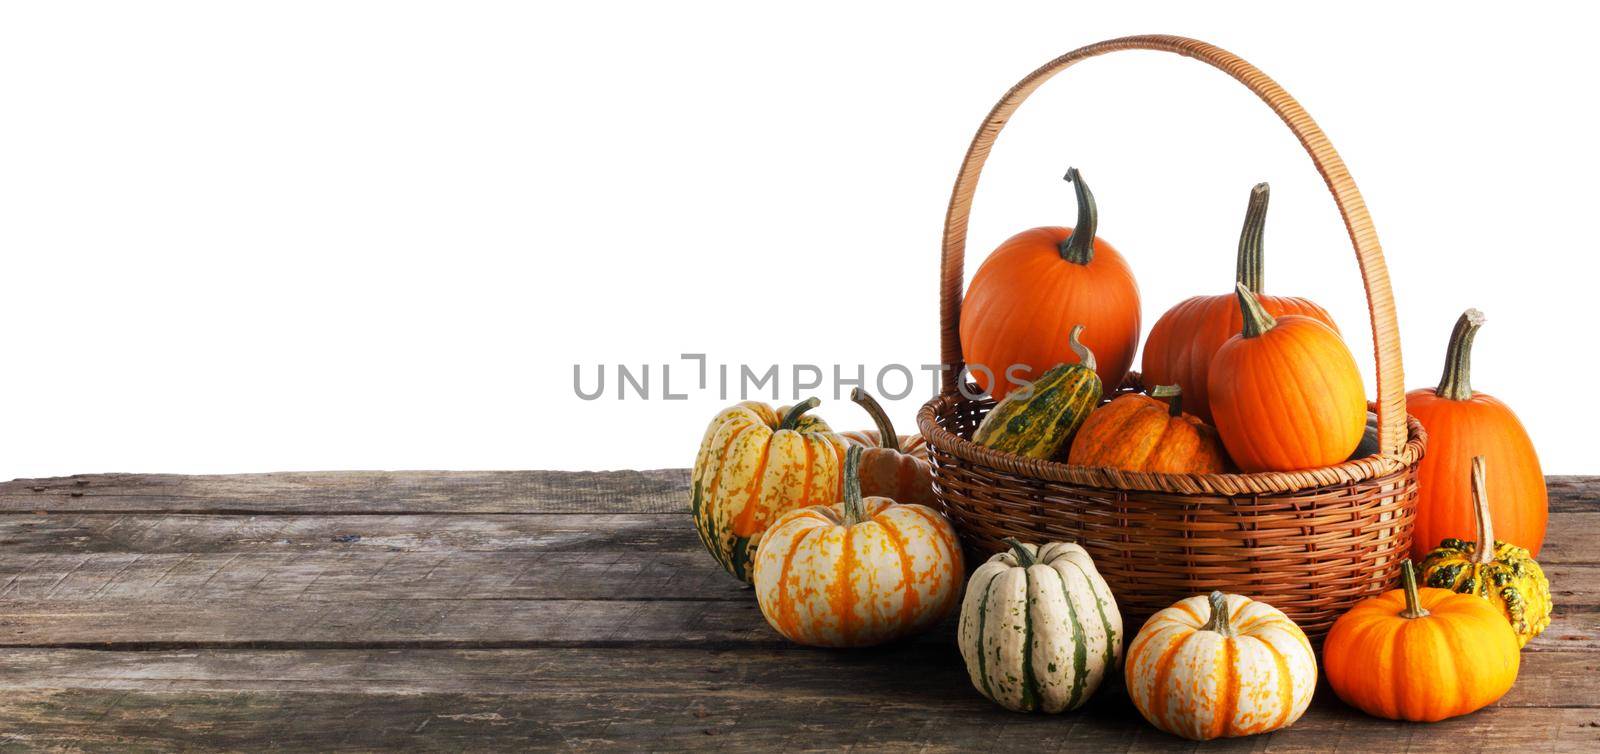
<box><xmin>916</xmin><ymin>389</ymin><xmax>1426</xmax><ymax>497</ymax></box>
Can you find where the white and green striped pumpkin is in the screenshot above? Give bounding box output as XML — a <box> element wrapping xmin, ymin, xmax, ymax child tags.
<box><xmin>958</xmin><ymin>538</ymin><xmax>1123</xmax><ymax>713</ymax></box>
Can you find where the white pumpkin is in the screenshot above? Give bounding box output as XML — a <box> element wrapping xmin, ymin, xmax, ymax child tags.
<box><xmin>957</xmin><ymin>538</ymin><xmax>1123</xmax><ymax>713</ymax></box>
<box><xmin>1126</xmin><ymin>592</ymin><xmax>1317</xmax><ymax>740</ymax></box>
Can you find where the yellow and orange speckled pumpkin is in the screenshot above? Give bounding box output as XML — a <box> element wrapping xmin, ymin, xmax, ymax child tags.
<box><xmin>752</xmin><ymin>445</ymin><xmax>963</xmax><ymax>647</ymax></box>
<box><xmin>1126</xmin><ymin>592</ymin><xmax>1317</xmax><ymax>741</ymax></box>
<box><xmin>691</xmin><ymin>398</ymin><xmax>846</xmax><ymax>582</ymax></box>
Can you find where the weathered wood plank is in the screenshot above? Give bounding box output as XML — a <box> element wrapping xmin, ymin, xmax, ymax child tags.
<box><xmin>0</xmin><ymin>513</ymin><xmax>693</xmax><ymax>554</ymax></box>
<box><xmin>0</xmin><ymin>647</ymin><xmax>1595</xmax><ymax>751</ymax></box>
<box><xmin>0</xmin><ymin>655</ymin><xmax>1595</xmax><ymax>752</ymax></box>
<box><xmin>0</xmin><ymin>597</ymin><xmax>1591</xmax><ymax>651</ymax></box>
<box><xmin>0</xmin><ymin>647</ymin><xmax>1594</xmax><ymax>708</ymax></box>
<box><xmin>0</xmin><ymin>551</ymin><xmax>746</xmax><ymax>602</ymax></box>
<box><xmin>3</xmin><ymin>470</ymin><xmax>1592</xmax><ymax>515</ymax></box>
<box><xmin>0</xmin><ymin>469</ymin><xmax>693</xmax><ymax>514</ymax></box>
<box><xmin>9</xmin><ymin>511</ymin><xmax>1600</xmax><ymax>565</ymax></box>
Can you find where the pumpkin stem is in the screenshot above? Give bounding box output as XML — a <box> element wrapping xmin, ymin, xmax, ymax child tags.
<box><xmin>1234</xmin><ymin>282</ymin><xmax>1277</xmax><ymax>338</ymax></box>
<box><xmin>1437</xmin><ymin>309</ymin><xmax>1486</xmax><ymax>401</ymax></box>
<box><xmin>778</xmin><ymin>397</ymin><xmax>821</xmax><ymax>431</ymax></box>
<box><xmin>1470</xmin><ymin>455</ymin><xmax>1497</xmax><ymax>565</ymax></box>
<box><xmin>1067</xmin><ymin>324</ymin><xmax>1097</xmax><ymax>374</ymax></box>
<box><xmin>1200</xmin><ymin>591</ymin><xmax>1235</xmax><ymax>637</ymax></box>
<box><xmin>1399</xmin><ymin>559</ymin><xmax>1431</xmax><ymax>620</ymax></box>
<box><xmin>849</xmin><ymin>388</ymin><xmax>900</xmax><ymax>453</ymax></box>
<box><xmin>840</xmin><ymin>445</ymin><xmax>867</xmax><ymax>526</ymax></box>
<box><xmin>1151</xmin><ymin>384</ymin><xmax>1183</xmax><ymax>417</ymax></box>
<box><xmin>1057</xmin><ymin>167</ymin><xmax>1099</xmax><ymax>265</ymax></box>
<box><xmin>1236</xmin><ymin>182</ymin><xmax>1270</xmax><ymax>293</ymax></box>
<box><xmin>1003</xmin><ymin>537</ymin><xmax>1037</xmax><ymax>567</ymax></box>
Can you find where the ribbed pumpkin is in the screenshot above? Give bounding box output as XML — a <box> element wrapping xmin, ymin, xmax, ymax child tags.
<box><xmin>1408</xmin><ymin>309</ymin><xmax>1547</xmax><ymax>558</ymax></box>
<box><xmin>958</xmin><ymin>538</ymin><xmax>1123</xmax><ymax>713</ymax></box>
<box><xmin>841</xmin><ymin>388</ymin><xmax>935</xmax><ymax>506</ymax></box>
<box><xmin>1324</xmin><ymin>560</ymin><xmax>1520</xmax><ymax>722</ymax></box>
<box><xmin>1141</xmin><ymin>183</ymin><xmax>1337</xmax><ymax>423</ymax></box>
<box><xmin>959</xmin><ymin>168</ymin><xmax>1140</xmax><ymax>400</ymax></box>
<box><xmin>1421</xmin><ymin>456</ymin><xmax>1552</xmax><ymax>646</ymax></box>
<box><xmin>1126</xmin><ymin>592</ymin><xmax>1317</xmax><ymax>740</ymax></box>
<box><xmin>971</xmin><ymin>325</ymin><xmax>1102</xmax><ymax>459</ymax></box>
<box><xmin>839</xmin><ymin>431</ymin><xmax>928</xmax><ymax>462</ymax></box>
<box><xmin>752</xmin><ymin>446</ymin><xmax>963</xmax><ymax>647</ymax></box>
<box><xmin>1209</xmin><ymin>284</ymin><xmax>1366</xmax><ymax>472</ymax></box>
<box><xmin>691</xmin><ymin>398</ymin><xmax>846</xmax><ymax>582</ymax></box>
<box><xmin>1067</xmin><ymin>384</ymin><xmax>1228</xmax><ymax>474</ymax></box>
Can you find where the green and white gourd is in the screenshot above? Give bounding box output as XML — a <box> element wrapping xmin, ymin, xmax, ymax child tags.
<box><xmin>958</xmin><ymin>538</ymin><xmax>1123</xmax><ymax>713</ymax></box>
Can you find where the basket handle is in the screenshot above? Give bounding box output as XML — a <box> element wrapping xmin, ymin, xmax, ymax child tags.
<box><xmin>938</xmin><ymin>34</ymin><xmax>1407</xmax><ymax>458</ymax></box>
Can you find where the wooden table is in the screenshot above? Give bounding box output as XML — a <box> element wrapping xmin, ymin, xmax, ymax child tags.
<box><xmin>0</xmin><ymin>471</ymin><xmax>1593</xmax><ymax>751</ymax></box>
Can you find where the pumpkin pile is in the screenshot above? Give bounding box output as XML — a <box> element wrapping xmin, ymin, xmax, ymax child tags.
<box><xmin>681</xmin><ymin>160</ymin><xmax>1551</xmax><ymax>738</ymax></box>
<box><xmin>968</xmin><ymin>177</ymin><xmax>1367</xmax><ymax>473</ymax></box>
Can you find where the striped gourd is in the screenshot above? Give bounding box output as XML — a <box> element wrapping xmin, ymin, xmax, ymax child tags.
<box><xmin>691</xmin><ymin>398</ymin><xmax>846</xmax><ymax>583</ymax></box>
<box><xmin>958</xmin><ymin>538</ymin><xmax>1122</xmax><ymax>713</ymax></box>
<box><xmin>752</xmin><ymin>446</ymin><xmax>964</xmax><ymax>647</ymax></box>
<box><xmin>971</xmin><ymin>325</ymin><xmax>1102</xmax><ymax>459</ymax></box>
<box><xmin>1126</xmin><ymin>592</ymin><xmax>1317</xmax><ymax>740</ymax></box>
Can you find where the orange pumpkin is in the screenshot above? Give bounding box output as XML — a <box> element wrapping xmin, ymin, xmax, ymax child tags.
<box><xmin>959</xmin><ymin>168</ymin><xmax>1140</xmax><ymax>400</ymax></box>
<box><xmin>1141</xmin><ymin>183</ymin><xmax>1338</xmax><ymax>422</ymax></box>
<box><xmin>1208</xmin><ymin>284</ymin><xmax>1366</xmax><ymax>472</ymax></box>
<box><xmin>1407</xmin><ymin>309</ymin><xmax>1547</xmax><ymax>558</ymax></box>
<box><xmin>1324</xmin><ymin>560</ymin><xmax>1520</xmax><ymax>722</ymax></box>
<box><xmin>844</xmin><ymin>388</ymin><xmax>936</xmax><ymax>506</ymax></box>
<box><xmin>1067</xmin><ymin>385</ymin><xmax>1228</xmax><ymax>473</ymax></box>
<box><xmin>752</xmin><ymin>446</ymin><xmax>963</xmax><ymax>647</ymax></box>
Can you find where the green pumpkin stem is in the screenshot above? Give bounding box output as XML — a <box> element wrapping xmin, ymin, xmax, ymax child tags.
<box><xmin>1151</xmin><ymin>384</ymin><xmax>1183</xmax><ymax>417</ymax></box>
<box><xmin>1399</xmin><ymin>559</ymin><xmax>1430</xmax><ymax>620</ymax></box>
<box><xmin>840</xmin><ymin>445</ymin><xmax>867</xmax><ymax>526</ymax></box>
<box><xmin>1067</xmin><ymin>324</ymin><xmax>1097</xmax><ymax>374</ymax></box>
<box><xmin>778</xmin><ymin>397</ymin><xmax>821</xmax><ymax>431</ymax></box>
<box><xmin>1470</xmin><ymin>455</ymin><xmax>1497</xmax><ymax>565</ymax></box>
<box><xmin>1437</xmin><ymin>309</ymin><xmax>1485</xmax><ymax>401</ymax></box>
<box><xmin>1003</xmin><ymin>537</ymin><xmax>1037</xmax><ymax>567</ymax></box>
<box><xmin>1057</xmin><ymin>167</ymin><xmax>1099</xmax><ymax>265</ymax></box>
<box><xmin>1236</xmin><ymin>182</ymin><xmax>1269</xmax><ymax>292</ymax></box>
<box><xmin>1235</xmin><ymin>282</ymin><xmax>1277</xmax><ymax>338</ymax></box>
<box><xmin>1200</xmin><ymin>591</ymin><xmax>1235</xmax><ymax>637</ymax></box>
<box><xmin>849</xmin><ymin>388</ymin><xmax>900</xmax><ymax>453</ymax></box>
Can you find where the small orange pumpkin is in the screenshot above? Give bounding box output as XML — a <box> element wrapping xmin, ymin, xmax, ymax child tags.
<box><xmin>842</xmin><ymin>388</ymin><xmax>936</xmax><ymax>506</ymax></box>
<box><xmin>1407</xmin><ymin>309</ymin><xmax>1547</xmax><ymax>558</ymax></box>
<box><xmin>959</xmin><ymin>168</ymin><xmax>1140</xmax><ymax>400</ymax></box>
<box><xmin>1324</xmin><ymin>560</ymin><xmax>1520</xmax><ymax>722</ymax></box>
<box><xmin>751</xmin><ymin>446</ymin><xmax>964</xmax><ymax>647</ymax></box>
<box><xmin>1208</xmin><ymin>284</ymin><xmax>1366</xmax><ymax>472</ymax></box>
<box><xmin>1066</xmin><ymin>385</ymin><xmax>1228</xmax><ymax>473</ymax></box>
<box><xmin>1141</xmin><ymin>183</ymin><xmax>1338</xmax><ymax>423</ymax></box>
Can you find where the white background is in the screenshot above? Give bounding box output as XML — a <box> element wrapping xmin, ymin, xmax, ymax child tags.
<box><xmin>2</xmin><ymin>1</ymin><xmax>1595</xmax><ymax>478</ymax></box>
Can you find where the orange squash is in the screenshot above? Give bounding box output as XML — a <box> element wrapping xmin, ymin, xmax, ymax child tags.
<box><xmin>959</xmin><ymin>168</ymin><xmax>1140</xmax><ymax>400</ymax></box>
<box><xmin>1407</xmin><ymin>309</ymin><xmax>1547</xmax><ymax>558</ymax></box>
<box><xmin>1324</xmin><ymin>560</ymin><xmax>1520</xmax><ymax>722</ymax></box>
<box><xmin>1141</xmin><ymin>183</ymin><xmax>1337</xmax><ymax>422</ymax></box>
<box><xmin>1067</xmin><ymin>385</ymin><xmax>1228</xmax><ymax>473</ymax></box>
<box><xmin>752</xmin><ymin>446</ymin><xmax>964</xmax><ymax>647</ymax></box>
<box><xmin>1208</xmin><ymin>284</ymin><xmax>1366</xmax><ymax>472</ymax></box>
<box><xmin>844</xmin><ymin>388</ymin><xmax>936</xmax><ymax>506</ymax></box>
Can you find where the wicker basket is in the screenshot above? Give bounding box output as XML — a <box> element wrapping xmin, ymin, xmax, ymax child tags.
<box><xmin>915</xmin><ymin>35</ymin><xmax>1427</xmax><ymax>640</ymax></box>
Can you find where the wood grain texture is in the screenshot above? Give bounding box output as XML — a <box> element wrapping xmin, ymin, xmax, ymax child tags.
<box><xmin>0</xmin><ymin>469</ymin><xmax>692</xmax><ymax>514</ymax></box>
<box><xmin>0</xmin><ymin>469</ymin><xmax>1590</xmax><ymax>751</ymax></box>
